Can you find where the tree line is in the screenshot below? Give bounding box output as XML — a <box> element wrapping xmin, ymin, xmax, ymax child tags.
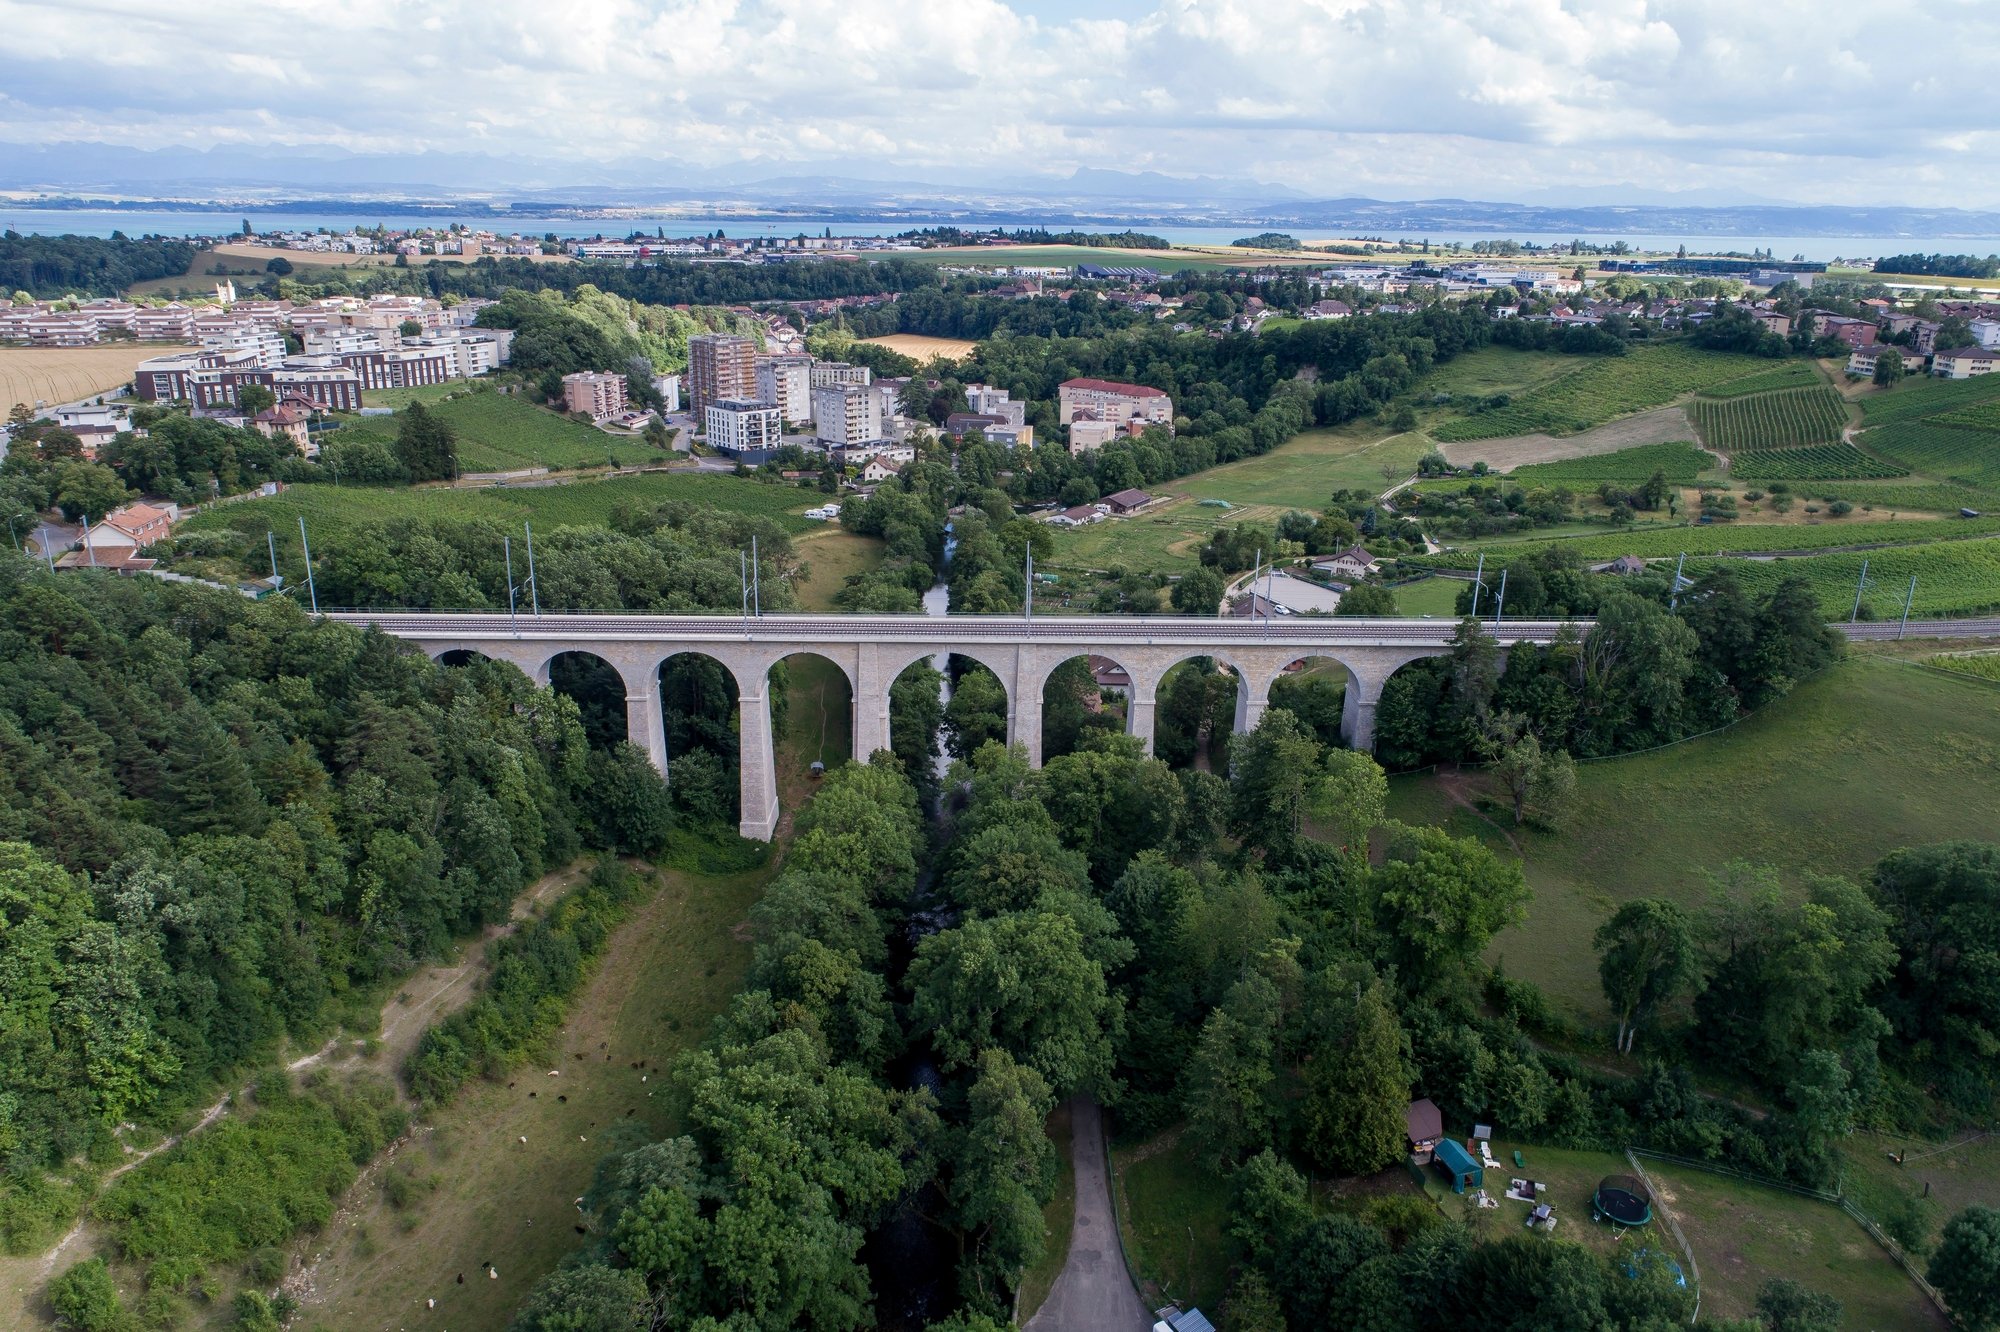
<box><xmin>0</xmin><ymin>232</ymin><xmax>200</xmax><ymax>298</ymax></box>
<box><xmin>0</xmin><ymin>556</ymin><xmax>668</xmax><ymax>1246</ymax></box>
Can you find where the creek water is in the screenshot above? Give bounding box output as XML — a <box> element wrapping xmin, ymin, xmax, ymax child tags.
<box><xmin>862</xmin><ymin>527</ymin><xmax>964</xmax><ymax>1330</ymax></box>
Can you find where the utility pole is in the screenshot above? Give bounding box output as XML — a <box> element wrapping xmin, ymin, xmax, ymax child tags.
<box><xmin>1469</xmin><ymin>552</ymin><xmax>1484</xmax><ymax>617</ymax></box>
<box><xmin>267</xmin><ymin>530</ymin><xmax>280</xmax><ymax>583</ymax></box>
<box><xmin>740</xmin><ymin>549</ymin><xmax>749</xmax><ymax>620</ymax></box>
<box><xmin>81</xmin><ymin>515</ymin><xmax>97</xmax><ymax>566</ymax></box>
<box><xmin>1493</xmin><ymin>567</ymin><xmax>1508</xmax><ymax>625</ymax></box>
<box><xmin>1851</xmin><ymin>558</ymin><xmax>1870</xmax><ymax>623</ymax></box>
<box><xmin>1024</xmin><ymin>548</ymin><xmax>1033</xmax><ymax>620</ymax></box>
<box><xmin>1251</xmin><ymin>548</ymin><xmax>1262</xmax><ymax>622</ymax></box>
<box><xmin>751</xmin><ymin>535</ymin><xmax>760</xmax><ymax>616</ymax></box>
<box><xmin>39</xmin><ymin>528</ymin><xmax>56</xmax><ymax>574</ymax></box>
<box><xmin>1899</xmin><ymin>576</ymin><xmax>1916</xmax><ymax>639</ymax></box>
<box><xmin>523</xmin><ymin>522</ymin><xmax>539</xmax><ymax>614</ymax></box>
<box><xmin>505</xmin><ymin>535</ymin><xmax>518</xmax><ymax>632</ymax></box>
<box><xmin>1669</xmin><ymin>552</ymin><xmax>1687</xmax><ymax>611</ymax></box>
<box><xmin>298</xmin><ymin>516</ymin><xmax>319</xmax><ymax>614</ymax></box>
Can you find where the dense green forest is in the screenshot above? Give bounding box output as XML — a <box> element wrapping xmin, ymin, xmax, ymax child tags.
<box><xmin>512</xmin><ymin>699</ymin><xmax>2000</xmax><ymax>1329</ymax></box>
<box><xmin>0</xmin><ymin>554</ymin><xmax>700</xmax><ymax>1239</ymax></box>
<box><xmin>0</xmin><ymin>232</ymin><xmax>201</xmax><ymax>298</ymax></box>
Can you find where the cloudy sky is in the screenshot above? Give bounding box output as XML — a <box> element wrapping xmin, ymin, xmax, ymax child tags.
<box><xmin>0</xmin><ymin>0</ymin><xmax>1996</xmax><ymax>205</ymax></box>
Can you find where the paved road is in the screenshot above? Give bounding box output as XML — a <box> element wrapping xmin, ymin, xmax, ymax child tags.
<box><xmin>1024</xmin><ymin>1098</ymin><xmax>1152</xmax><ymax>1332</ymax></box>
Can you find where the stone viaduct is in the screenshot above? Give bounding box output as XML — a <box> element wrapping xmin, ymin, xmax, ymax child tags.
<box><xmin>327</xmin><ymin>612</ymin><xmax>1587</xmax><ymax>841</ymax></box>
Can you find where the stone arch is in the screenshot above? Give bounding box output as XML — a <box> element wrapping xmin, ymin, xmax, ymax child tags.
<box><xmin>1150</xmin><ymin>652</ymin><xmax>1251</xmax><ymax>771</ymax></box>
<box><xmin>543</xmin><ymin>649</ymin><xmax>629</xmax><ymax>752</ymax></box>
<box><xmin>768</xmin><ymin>648</ymin><xmax>858</xmax><ymax>776</ymax></box>
<box><xmin>1267</xmin><ymin>653</ymin><xmax>1356</xmax><ymax>750</ymax></box>
<box><xmin>1037</xmin><ymin>650</ymin><xmax>1146</xmax><ymax>762</ymax></box>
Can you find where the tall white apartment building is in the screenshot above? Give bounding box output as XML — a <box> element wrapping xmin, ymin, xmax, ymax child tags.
<box><xmin>813</xmin><ymin>382</ymin><xmax>883</xmax><ymax>447</ymax></box>
<box><xmin>706</xmin><ymin>399</ymin><xmax>784</xmax><ymax>453</ymax></box>
<box><xmin>755</xmin><ymin>354</ymin><xmax>815</xmax><ymax>424</ymax></box>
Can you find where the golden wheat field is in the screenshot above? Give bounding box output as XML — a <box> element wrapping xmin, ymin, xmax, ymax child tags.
<box><xmin>860</xmin><ymin>333</ymin><xmax>979</xmax><ymax>361</ymax></box>
<box><xmin>0</xmin><ymin>345</ymin><xmax>173</xmax><ymax>412</ymax></box>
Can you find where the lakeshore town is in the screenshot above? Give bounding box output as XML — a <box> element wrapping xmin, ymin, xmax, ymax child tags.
<box><xmin>6</xmin><ymin>222</ymin><xmax>1999</xmax><ymax>583</ymax></box>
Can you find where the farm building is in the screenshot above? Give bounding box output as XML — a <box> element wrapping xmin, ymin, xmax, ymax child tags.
<box><xmin>1433</xmin><ymin>1138</ymin><xmax>1483</xmax><ymax>1194</ymax></box>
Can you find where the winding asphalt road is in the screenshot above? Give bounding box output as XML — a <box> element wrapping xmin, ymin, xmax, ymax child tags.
<box><xmin>1024</xmin><ymin>1098</ymin><xmax>1153</xmax><ymax>1332</ymax></box>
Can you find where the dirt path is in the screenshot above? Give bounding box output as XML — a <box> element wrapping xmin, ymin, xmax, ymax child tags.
<box><xmin>3</xmin><ymin>861</ymin><xmax>591</xmax><ymax>1319</ymax></box>
<box><xmin>1432</xmin><ymin>767</ymin><xmax>1522</xmax><ymax>854</ymax></box>
<box><xmin>1438</xmin><ymin>406</ymin><xmax>1695</xmax><ymax>472</ymax></box>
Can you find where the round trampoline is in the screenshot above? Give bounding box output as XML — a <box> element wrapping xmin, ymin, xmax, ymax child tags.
<box><xmin>1593</xmin><ymin>1175</ymin><xmax>1654</xmax><ymax>1227</ymax></box>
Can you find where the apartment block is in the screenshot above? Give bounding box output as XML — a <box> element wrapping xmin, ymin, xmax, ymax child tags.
<box><xmin>1057</xmin><ymin>377</ymin><xmax>1173</xmax><ymax>427</ymax></box>
<box><xmin>813</xmin><ymin>382</ymin><xmax>883</xmax><ymax>447</ymax></box>
<box><xmin>706</xmin><ymin>399</ymin><xmax>784</xmax><ymax>454</ymax></box>
<box><xmin>562</xmin><ymin>370</ymin><xmax>629</xmax><ymax>420</ymax></box>
<box><xmin>688</xmin><ymin>333</ymin><xmax>758</xmax><ymax>415</ymax></box>
<box><xmin>756</xmin><ymin>354</ymin><xmax>815</xmax><ymax>423</ymax></box>
<box><xmin>811</xmin><ymin>360</ymin><xmax>872</xmax><ymax>389</ymax></box>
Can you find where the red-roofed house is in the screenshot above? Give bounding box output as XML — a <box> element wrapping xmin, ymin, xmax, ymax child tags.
<box><xmin>77</xmin><ymin>502</ymin><xmax>179</xmax><ymax>562</ymax></box>
<box><xmin>1057</xmin><ymin>377</ymin><xmax>1174</xmax><ymax>429</ymax></box>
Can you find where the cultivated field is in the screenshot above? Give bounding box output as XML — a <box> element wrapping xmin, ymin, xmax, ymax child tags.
<box><xmin>859</xmin><ymin>333</ymin><xmax>978</xmax><ymax>361</ymax></box>
<box><xmin>1436</xmin><ymin>407</ymin><xmax>1696</xmax><ymax>471</ymax></box>
<box><xmin>1387</xmin><ymin>656</ymin><xmax>2000</xmax><ymax>1017</ymax></box>
<box><xmin>1431</xmin><ymin>345</ymin><xmax>1774</xmax><ymax>442</ymax></box>
<box><xmin>0</xmin><ymin>344</ymin><xmax>170</xmax><ymax>410</ymax></box>
<box><xmin>1691</xmin><ymin>386</ymin><xmax>1850</xmax><ymax>452</ymax></box>
<box><xmin>1504</xmin><ymin>442</ymin><xmax>1718</xmax><ymax>484</ymax></box>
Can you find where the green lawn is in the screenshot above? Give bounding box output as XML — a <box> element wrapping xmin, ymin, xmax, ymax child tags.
<box><xmin>789</xmin><ymin>527</ymin><xmax>884</xmax><ymax>612</ymax></box>
<box><xmin>1840</xmin><ymin>1132</ymin><xmax>2000</xmax><ymax>1256</ymax></box>
<box><xmin>1432</xmin><ymin>345</ymin><xmax>1775</xmax><ymax>443</ymax></box>
<box><xmin>1393</xmin><ymin>576</ymin><xmax>1468</xmax><ymax>618</ymax></box>
<box><xmin>1110</xmin><ymin>1129</ymin><xmax>1232</xmax><ymax>1316</ymax></box>
<box><xmin>329</xmin><ymin>390</ymin><xmax>656</xmax><ymax>473</ymax></box>
<box><xmin>1048</xmin><ymin>421</ymin><xmax>1436</xmax><ymax>572</ymax></box>
<box><xmin>1388</xmin><ymin>656</ymin><xmax>2000</xmax><ymax>1019</ymax></box>
<box><xmin>1641</xmin><ymin>1161</ymin><xmax>1947</xmax><ymax>1329</ymax></box>
<box><xmin>1176</xmin><ymin>424</ymin><xmax>1435</xmax><ymax>508</ymax></box>
<box><xmin>185</xmin><ymin>471</ymin><xmax>821</xmax><ymax>546</ymax></box>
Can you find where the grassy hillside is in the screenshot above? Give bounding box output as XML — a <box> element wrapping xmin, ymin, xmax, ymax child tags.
<box><xmin>1388</xmin><ymin>655</ymin><xmax>2000</xmax><ymax>1017</ymax></box>
<box><xmin>183</xmin><ymin>470</ymin><xmax>822</xmax><ymax>545</ymax></box>
<box><xmin>327</xmin><ymin>390</ymin><xmax>652</xmax><ymax>473</ymax></box>
<box><xmin>1432</xmin><ymin>345</ymin><xmax>1773</xmax><ymax>442</ymax></box>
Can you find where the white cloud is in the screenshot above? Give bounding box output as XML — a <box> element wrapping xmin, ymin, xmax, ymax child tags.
<box><xmin>0</xmin><ymin>0</ymin><xmax>1995</xmax><ymax>204</ymax></box>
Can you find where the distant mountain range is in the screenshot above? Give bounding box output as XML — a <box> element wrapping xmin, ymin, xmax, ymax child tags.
<box><xmin>5</xmin><ymin>142</ymin><xmax>2000</xmax><ymax>240</ymax></box>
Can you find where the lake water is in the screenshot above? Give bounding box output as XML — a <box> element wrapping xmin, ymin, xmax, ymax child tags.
<box><xmin>5</xmin><ymin>205</ymin><xmax>1998</xmax><ymax>264</ymax></box>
